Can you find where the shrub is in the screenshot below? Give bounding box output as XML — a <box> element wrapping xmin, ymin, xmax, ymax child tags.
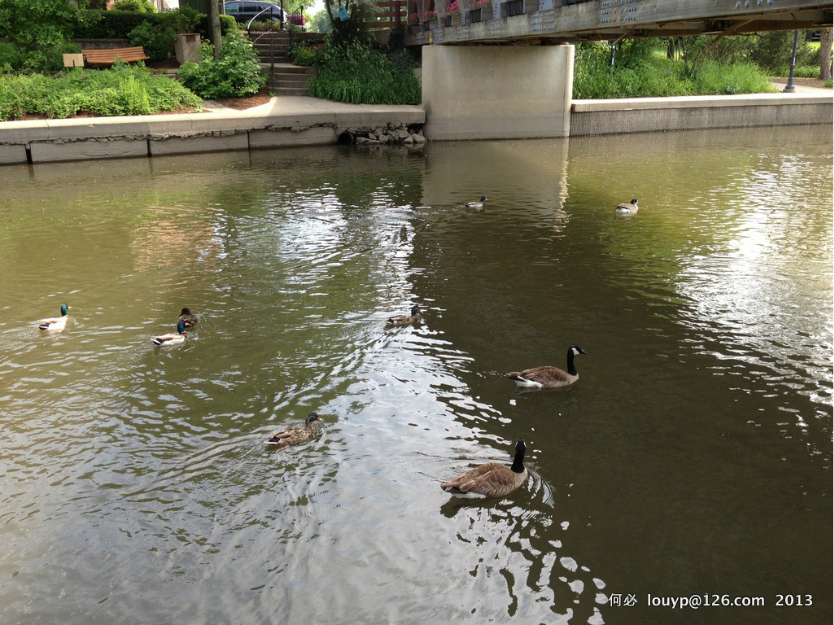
<box><xmin>112</xmin><ymin>0</ymin><xmax>156</xmax><ymax>12</ymax></box>
<box><xmin>129</xmin><ymin>21</ymin><xmax>176</xmax><ymax>60</ymax></box>
<box><xmin>177</xmin><ymin>29</ymin><xmax>266</xmax><ymax>98</ymax></box>
<box><xmin>288</xmin><ymin>41</ymin><xmax>319</xmax><ymax>66</ymax></box>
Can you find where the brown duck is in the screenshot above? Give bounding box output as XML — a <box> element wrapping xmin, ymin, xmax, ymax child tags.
<box><xmin>506</xmin><ymin>345</ymin><xmax>587</xmax><ymax>389</ymax></box>
<box><xmin>265</xmin><ymin>412</ymin><xmax>322</xmax><ymax>449</ymax></box>
<box><xmin>179</xmin><ymin>307</ymin><xmax>199</xmax><ymax>328</ymax></box>
<box><xmin>441</xmin><ymin>438</ymin><xmax>528</xmax><ymax>498</ymax></box>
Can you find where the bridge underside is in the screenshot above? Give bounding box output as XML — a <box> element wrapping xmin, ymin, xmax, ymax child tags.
<box><xmin>407</xmin><ymin>0</ymin><xmax>832</xmax><ymax>46</ymax></box>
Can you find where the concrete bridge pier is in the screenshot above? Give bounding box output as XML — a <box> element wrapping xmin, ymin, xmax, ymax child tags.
<box><xmin>421</xmin><ymin>45</ymin><xmax>574</xmax><ymax>141</ymax></box>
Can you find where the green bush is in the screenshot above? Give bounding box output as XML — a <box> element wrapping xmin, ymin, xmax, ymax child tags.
<box><xmin>177</xmin><ymin>29</ymin><xmax>266</xmax><ymax>98</ymax></box>
<box><xmin>288</xmin><ymin>41</ymin><xmax>319</xmax><ymax>66</ymax></box>
<box><xmin>0</xmin><ymin>63</ymin><xmax>202</xmax><ymax>121</ymax></box>
<box><xmin>76</xmin><ymin>9</ymin><xmax>224</xmax><ymax>39</ymax></box>
<box><xmin>307</xmin><ymin>40</ymin><xmax>420</xmax><ymax>105</ymax></box>
<box><xmin>128</xmin><ymin>21</ymin><xmax>176</xmax><ymax>60</ymax></box>
<box><xmin>113</xmin><ymin>0</ymin><xmax>156</xmax><ymax>12</ymax></box>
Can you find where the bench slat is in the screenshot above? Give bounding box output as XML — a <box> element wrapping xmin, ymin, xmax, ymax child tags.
<box><xmin>81</xmin><ymin>46</ymin><xmax>149</xmax><ymax>66</ymax></box>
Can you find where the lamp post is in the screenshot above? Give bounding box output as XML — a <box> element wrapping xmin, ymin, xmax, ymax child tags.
<box><xmin>783</xmin><ymin>29</ymin><xmax>799</xmax><ymax>93</ymax></box>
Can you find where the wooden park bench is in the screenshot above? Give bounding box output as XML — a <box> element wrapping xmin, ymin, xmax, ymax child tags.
<box><xmin>81</xmin><ymin>46</ymin><xmax>149</xmax><ymax>67</ymax></box>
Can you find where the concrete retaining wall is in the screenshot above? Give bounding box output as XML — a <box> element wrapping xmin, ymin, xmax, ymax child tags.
<box><xmin>0</xmin><ymin>102</ymin><xmax>426</xmax><ymax>166</ymax></box>
<box><xmin>571</xmin><ymin>93</ymin><xmax>832</xmax><ymax>136</ymax></box>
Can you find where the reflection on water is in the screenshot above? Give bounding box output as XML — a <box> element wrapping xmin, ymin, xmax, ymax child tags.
<box><xmin>0</xmin><ymin>125</ymin><xmax>831</xmax><ymax>624</ymax></box>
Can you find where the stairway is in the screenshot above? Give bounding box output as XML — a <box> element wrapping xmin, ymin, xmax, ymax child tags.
<box><xmin>250</xmin><ymin>32</ymin><xmax>317</xmax><ymax>97</ymax></box>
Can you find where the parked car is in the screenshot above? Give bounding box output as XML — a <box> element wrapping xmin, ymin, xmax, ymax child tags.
<box><xmin>224</xmin><ymin>1</ymin><xmax>305</xmax><ymax>27</ymax></box>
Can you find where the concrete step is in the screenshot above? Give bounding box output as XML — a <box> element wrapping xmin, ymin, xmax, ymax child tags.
<box><xmin>271</xmin><ymin>86</ymin><xmax>313</xmax><ymax>97</ymax></box>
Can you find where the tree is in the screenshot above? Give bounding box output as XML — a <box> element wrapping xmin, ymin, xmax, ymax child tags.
<box><xmin>209</xmin><ymin>0</ymin><xmax>222</xmax><ymax>58</ymax></box>
<box><xmin>820</xmin><ymin>28</ymin><xmax>832</xmax><ymax>81</ymax></box>
<box><xmin>322</xmin><ymin>0</ymin><xmax>376</xmax><ymax>46</ymax></box>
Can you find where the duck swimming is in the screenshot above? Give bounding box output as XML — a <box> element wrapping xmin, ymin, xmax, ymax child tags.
<box><xmin>386</xmin><ymin>304</ymin><xmax>421</xmax><ymax>327</ymax></box>
<box><xmin>151</xmin><ymin>320</ymin><xmax>187</xmax><ymax>346</ymax></box>
<box><xmin>464</xmin><ymin>196</ymin><xmax>488</xmax><ymax>210</ymax></box>
<box><xmin>38</xmin><ymin>304</ymin><xmax>70</xmax><ymax>332</ymax></box>
<box><xmin>179</xmin><ymin>308</ymin><xmax>199</xmax><ymax>328</ymax></box>
<box><xmin>265</xmin><ymin>412</ymin><xmax>322</xmax><ymax>449</ymax></box>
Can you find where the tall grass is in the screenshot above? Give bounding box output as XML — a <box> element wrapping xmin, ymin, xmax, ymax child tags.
<box><xmin>307</xmin><ymin>43</ymin><xmax>420</xmax><ymax>105</ymax></box>
<box><xmin>574</xmin><ymin>42</ymin><xmax>777</xmax><ymax>99</ymax></box>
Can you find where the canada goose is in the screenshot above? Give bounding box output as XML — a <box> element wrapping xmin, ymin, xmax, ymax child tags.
<box><xmin>464</xmin><ymin>196</ymin><xmax>487</xmax><ymax>210</ymax></box>
<box><xmin>506</xmin><ymin>345</ymin><xmax>587</xmax><ymax>389</ymax></box>
<box><xmin>265</xmin><ymin>411</ymin><xmax>322</xmax><ymax>448</ymax></box>
<box><xmin>179</xmin><ymin>308</ymin><xmax>199</xmax><ymax>328</ymax></box>
<box><xmin>441</xmin><ymin>438</ymin><xmax>528</xmax><ymax>497</ymax></box>
<box><xmin>151</xmin><ymin>320</ymin><xmax>187</xmax><ymax>346</ymax></box>
<box><xmin>38</xmin><ymin>304</ymin><xmax>70</xmax><ymax>331</ymax></box>
<box><xmin>616</xmin><ymin>199</ymin><xmax>638</xmax><ymax>214</ymax></box>
<box><xmin>386</xmin><ymin>304</ymin><xmax>421</xmax><ymax>327</ymax></box>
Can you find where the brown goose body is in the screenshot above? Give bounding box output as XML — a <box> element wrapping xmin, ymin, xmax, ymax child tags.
<box><xmin>615</xmin><ymin>199</ymin><xmax>639</xmax><ymax>214</ymax></box>
<box><xmin>265</xmin><ymin>412</ymin><xmax>321</xmax><ymax>449</ymax></box>
<box><xmin>506</xmin><ymin>345</ymin><xmax>587</xmax><ymax>390</ymax></box>
<box><xmin>387</xmin><ymin>304</ymin><xmax>421</xmax><ymax>327</ymax></box>
<box><xmin>441</xmin><ymin>438</ymin><xmax>527</xmax><ymax>498</ymax></box>
<box><xmin>179</xmin><ymin>307</ymin><xmax>199</xmax><ymax>328</ymax></box>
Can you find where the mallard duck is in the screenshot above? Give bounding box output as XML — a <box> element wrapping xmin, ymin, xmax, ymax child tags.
<box><xmin>265</xmin><ymin>411</ymin><xmax>322</xmax><ymax>449</ymax></box>
<box><xmin>615</xmin><ymin>199</ymin><xmax>638</xmax><ymax>214</ymax></box>
<box><xmin>179</xmin><ymin>307</ymin><xmax>199</xmax><ymax>328</ymax></box>
<box><xmin>506</xmin><ymin>345</ymin><xmax>588</xmax><ymax>389</ymax></box>
<box><xmin>386</xmin><ymin>304</ymin><xmax>421</xmax><ymax>327</ymax></box>
<box><xmin>151</xmin><ymin>320</ymin><xmax>187</xmax><ymax>346</ymax></box>
<box><xmin>464</xmin><ymin>196</ymin><xmax>488</xmax><ymax>210</ymax></box>
<box><xmin>441</xmin><ymin>438</ymin><xmax>528</xmax><ymax>498</ymax></box>
<box><xmin>38</xmin><ymin>304</ymin><xmax>70</xmax><ymax>331</ymax></box>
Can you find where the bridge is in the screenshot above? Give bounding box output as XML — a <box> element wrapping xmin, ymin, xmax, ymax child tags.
<box><xmin>405</xmin><ymin>0</ymin><xmax>832</xmax><ymax>45</ymax></box>
<box><xmin>399</xmin><ymin>0</ymin><xmax>832</xmax><ymax>140</ymax></box>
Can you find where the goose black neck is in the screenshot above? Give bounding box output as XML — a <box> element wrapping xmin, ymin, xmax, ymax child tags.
<box><xmin>567</xmin><ymin>349</ymin><xmax>578</xmax><ymax>376</ymax></box>
<box><xmin>511</xmin><ymin>443</ymin><xmax>526</xmax><ymax>474</ymax></box>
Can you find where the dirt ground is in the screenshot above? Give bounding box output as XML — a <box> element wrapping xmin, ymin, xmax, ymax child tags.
<box><xmin>212</xmin><ymin>87</ymin><xmax>273</xmax><ymax>110</ymax></box>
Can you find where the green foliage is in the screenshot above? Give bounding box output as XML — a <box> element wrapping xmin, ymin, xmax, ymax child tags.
<box><xmin>288</xmin><ymin>41</ymin><xmax>320</xmax><ymax>66</ymax></box>
<box><xmin>307</xmin><ymin>9</ymin><xmax>333</xmax><ymax>34</ymax></box>
<box><xmin>0</xmin><ymin>0</ymin><xmax>94</xmax><ymax>73</ymax></box>
<box><xmin>0</xmin><ymin>63</ymin><xmax>202</xmax><ymax>121</ymax></box>
<box><xmin>748</xmin><ymin>31</ymin><xmax>815</xmax><ymax>72</ymax></box>
<box><xmin>573</xmin><ymin>41</ymin><xmax>776</xmax><ymax>99</ymax></box>
<box><xmin>324</xmin><ymin>0</ymin><xmax>376</xmax><ymax>48</ymax></box>
<box><xmin>128</xmin><ymin>22</ymin><xmax>176</xmax><ymax>60</ymax></box>
<box><xmin>307</xmin><ymin>41</ymin><xmax>420</xmax><ymax>105</ymax></box>
<box><xmin>177</xmin><ymin>30</ymin><xmax>266</xmax><ymax>98</ymax></box>
<box><xmin>112</xmin><ymin>0</ymin><xmax>156</xmax><ymax>12</ymax></box>
<box><xmin>76</xmin><ymin>9</ymin><xmax>226</xmax><ymax>39</ymax></box>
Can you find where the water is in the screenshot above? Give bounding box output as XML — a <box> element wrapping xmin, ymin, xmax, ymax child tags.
<box><xmin>0</xmin><ymin>125</ymin><xmax>830</xmax><ymax>624</ymax></box>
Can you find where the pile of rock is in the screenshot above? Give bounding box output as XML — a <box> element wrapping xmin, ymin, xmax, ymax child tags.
<box><xmin>342</xmin><ymin>122</ymin><xmax>427</xmax><ymax>146</ymax></box>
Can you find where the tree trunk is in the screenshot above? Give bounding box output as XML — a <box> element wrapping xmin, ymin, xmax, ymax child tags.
<box><xmin>209</xmin><ymin>0</ymin><xmax>223</xmax><ymax>59</ymax></box>
<box><xmin>820</xmin><ymin>28</ymin><xmax>832</xmax><ymax>81</ymax></box>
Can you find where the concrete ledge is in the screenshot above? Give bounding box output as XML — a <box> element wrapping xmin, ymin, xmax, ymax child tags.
<box><xmin>250</xmin><ymin>126</ymin><xmax>337</xmax><ymax>148</ymax></box>
<box><xmin>149</xmin><ymin>132</ymin><xmax>249</xmax><ymax>156</ymax></box>
<box><xmin>29</xmin><ymin>137</ymin><xmax>148</xmax><ymax>163</ymax></box>
<box><xmin>572</xmin><ymin>92</ymin><xmax>832</xmax><ymax>112</ymax></box>
<box><xmin>571</xmin><ymin>92</ymin><xmax>832</xmax><ymax>136</ymax></box>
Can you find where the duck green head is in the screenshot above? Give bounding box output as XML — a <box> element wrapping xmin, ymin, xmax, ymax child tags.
<box><xmin>177</xmin><ymin>320</ymin><xmax>186</xmax><ymax>334</ymax></box>
<box><xmin>306</xmin><ymin>411</ymin><xmax>321</xmax><ymax>425</ymax></box>
<box><xmin>60</xmin><ymin>304</ymin><xmax>69</xmax><ymax>316</ymax></box>
<box><xmin>411</xmin><ymin>304</ymin><xmax>420</xmax><ymax>316</ymax></box>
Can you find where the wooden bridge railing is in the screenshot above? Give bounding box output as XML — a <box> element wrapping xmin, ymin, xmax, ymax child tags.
<box><xmin>370</xmin><ymin>0</ymin><xmax>407</xmax><ymax>29</ymax></box>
